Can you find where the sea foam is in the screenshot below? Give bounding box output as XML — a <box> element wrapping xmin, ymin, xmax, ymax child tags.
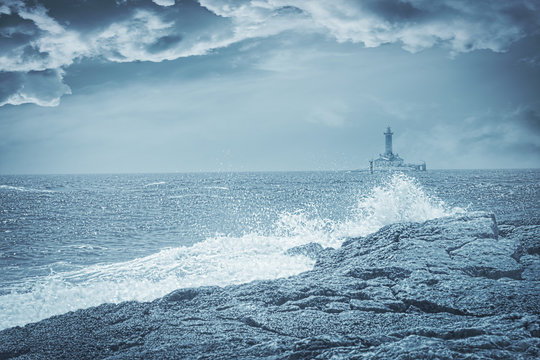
<box><xmin>0</xmin><ymin>174</ymin><xmax>463</xmax><ymax>330</ymax></box>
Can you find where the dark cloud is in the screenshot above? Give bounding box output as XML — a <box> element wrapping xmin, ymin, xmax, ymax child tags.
<box><xmin>501</xmin><ymin>2</ymin><xmax>540</xmax><ymax>32</ymax></box>
<box><xmin>41</xmin><ymin>0</ymin><xmax>140</xmax><ymax>30</ymax></box>
<box><xmin>520</xmin><ymin>55</ymin><xmax>540</xmax><ymax>67</ymax></box>
<box><xmin>0</xmin><ymin>10</ymin><xmax>37</xmax><ymax>35</ymax></box>
<box><xmin>519</xmin><ymin>108</ymin><xmax>540</xmax><ymax>133</ymax></box>
<box><xmin>274</xmin><ymin>6</ymin><xmax>304</xmax><ymax>16</ymax></box>
<box><xmin>0</xmin><ymin>69</ymin><xmax>71</xmax><ymax>106</ymax></box>
<box><xmin>510</xmin><ymin>142</ymin><xmax>540</xmax><ymax>154</ymax></box>
<box><xmin>0</xmin><ymin>0</ymin><xmax>539</xmax><ymax>107</ymax></box>
<box><xmin>0</xmin><ymin>72</ymin><xmax>21</xmax><ymax>100</ymax></box>
<box><xmin>0</xmin><ymin>12</ymin><xmax>40</xmax><ymax>51</ymax></box>
<box><xmin>20</xmin><ymin>43</ymin><xmax>49</xmax><ymax>61</ymax></box>
<box><xmin>454</xmin><ymin>104</ymin><xmax>540</xmax><ymax>163</ymax></box>
<box><xmin>147</xmin><ymin>34</ymin><xmax>183</xmax><ymax>53</ymax></box>
<box><xmin>40</xmin><ymin>0</ymin><xmax>203</xmax><ymax>31</ymax></box>
<box><xmin>0</xmin><ymin>0</ymin><xmax>233</xmax><ymax>105</ymax></box>
<box><xmin>365</xmin><ymin>0</ymin><xmax>427</xmax><ymax>21</ymax></box>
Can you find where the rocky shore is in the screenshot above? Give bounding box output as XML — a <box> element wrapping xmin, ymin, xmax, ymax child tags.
<box><xmin>1</xmin><ymin>212</ymin><xmax>539</xmax><ymax>359</ymax></box>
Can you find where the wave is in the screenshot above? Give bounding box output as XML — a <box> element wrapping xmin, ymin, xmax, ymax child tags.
<box><xmin>345</xmin><ymin>173</ymin><xmax>464</xmax><ymax>237</ymax></box>
<box><xmin>0</xmin><ymin>185</ymin><xmax>54</xmax><ymax>193</ymax></box>
<box><xmin>168</xmin><ymin>193</ymin><xmax>232</xmax><ymax>199</ymax></box>
<box><xmin>143</xmin><ymin>181</ymin><xmax>166</xmax><ymax>187</ymax></box>
<box><xmin>203</xmin><ymin>186</ymin><xmax>229</xmax><ymax>190</ymax></box>
<box><xmin>0</xmin><ymin>174</ymin><xmax>463</xmax><ymax>330</ymax></box>
<box><xmin>0</xmin><ymin>233</ymin><xmax>316</xmax><ymax>330</ymax></box>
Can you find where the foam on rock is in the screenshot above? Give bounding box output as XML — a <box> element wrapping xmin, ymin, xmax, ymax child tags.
<box><xmin>1</xmin><ymin>212</ymin><xmax>539</xmax><ymax>359</ymax></box>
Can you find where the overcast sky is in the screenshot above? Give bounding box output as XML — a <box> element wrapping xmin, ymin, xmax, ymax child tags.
<box><xmin>1</xmin><ymin>0</ymin><xmax>539</xmax><ymax>174</ymax></box>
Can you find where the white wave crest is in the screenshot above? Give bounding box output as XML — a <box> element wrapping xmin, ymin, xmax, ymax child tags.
<box><xmin>344</xmin><ymin>173</ymin><xmax>464</xmax><ymax>238</ymax></box>
<box><xmin>276</xmin><ymin>173</ymin><xmax>463</xmax><ymax>242</ymax></box>
<box><xmin>0</xmin><ymin>173</ymin><xmax>463</xmax><ymax>330</ymax></box>
<box><xmin>0</xmin><ymin>232</ymin><xmax>315</xmax><ymax>330</ymax></box>
<box><xmin>0</xmin><ymin>185</ymin><xmax>54</xmax><ymax>193</ymax></box>
<box><xmin>143</xmin><ymin>181</ymin><xmax>166</xmax><ymax>187</ymax></box>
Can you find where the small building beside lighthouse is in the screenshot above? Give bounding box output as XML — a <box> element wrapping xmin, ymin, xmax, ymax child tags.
<box><xmin>372</xmin><ymin>127</ymin><xmax>426</xmax><ymax>171</ymax></box>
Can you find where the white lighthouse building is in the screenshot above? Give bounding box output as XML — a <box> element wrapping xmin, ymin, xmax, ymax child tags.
<box><xmin>372</xmin><ymin>127</ymin><xmax>426</xmax><ymax>171</ymax></box>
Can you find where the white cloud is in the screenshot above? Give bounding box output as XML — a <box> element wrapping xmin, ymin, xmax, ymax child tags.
<box><xmin>0</xmin><ymin>1</ymin><xmax>86</xmax><ymax>72</ymax></box>
<box><xmin>199</xmin><ymin>0</ymin><xmax>538</xmax><ymax>54</ymax></box>
<box><xmin>0</xmin><ymin>0</ymin><xmax>538</xmax><ymax>107</ymax></box>
<box><xmin>0</xmin><ymin>4</ymin><xmax>11</xmax><ymax>15</ymax></box>
<box><xmin>92</xmin><ymin>10</ymin><xmax>176</xmax><ymax>62</ymax></box>
<box><xmin>152</xmin><ymin>0</ymin><xmax>176</xmax><ymax>6</ymax></box>
<box><xmin>15</xmin><ymin>3</ymin><xmax>63</xmax><ymax>34</ymax></box>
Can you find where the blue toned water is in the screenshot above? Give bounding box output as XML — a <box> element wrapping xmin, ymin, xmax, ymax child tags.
<box><xmin>0</xmin><ymin>170</ymin><xmax>539</xmax><ymax>330</ymax></box>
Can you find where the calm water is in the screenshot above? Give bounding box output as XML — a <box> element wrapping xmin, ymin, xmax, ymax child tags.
<box><xmin>1</xmin><ymin>169</ymin><xmax>539</xmax><ymax>329</ymax></box>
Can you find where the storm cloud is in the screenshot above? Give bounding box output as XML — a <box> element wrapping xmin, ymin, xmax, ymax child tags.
<box><xmin>0</xmin><ymin>0</ymin><xmax>539</xmax><ymax>106</ymax></box>
<box><xmin>0</xmin><ymin>68</ymin><xmax>70</xmax><ymax>106</ymax></box>
<box><xmin>0</xmin><ymin>0</ymin><xmax>539</xmax><ymax>172</ymax></box>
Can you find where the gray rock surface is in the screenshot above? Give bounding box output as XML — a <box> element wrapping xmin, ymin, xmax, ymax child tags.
<box><xmin>1</xmin><ymin>212</ymin><xmax>539</xmax><ymax>359</ymax></box>
<box><xmin>285</xmin><ymin>242</ymin><xmax>324</xmax><ymax>259</ymax></box>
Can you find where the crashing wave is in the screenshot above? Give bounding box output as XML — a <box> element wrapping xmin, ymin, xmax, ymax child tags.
<box><xmin>0</xmin><ymin>174</ymin><xmax>463</xmax><ymax>330</ymax></box>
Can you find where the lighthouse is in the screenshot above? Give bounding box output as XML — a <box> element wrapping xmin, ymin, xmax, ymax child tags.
<box><xmin>371</xmin><ymin>127</ymin><xmax>425</xmax><ymax>171</ymax></box>
<box><xmin>384</xmin><ymin>127</ymin><xmax>393</xmax><ymax>156</ymax></box>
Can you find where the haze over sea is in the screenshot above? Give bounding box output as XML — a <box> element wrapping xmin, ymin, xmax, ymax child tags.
<box><xmin>1</xmin><ymin>169</ymin><xmax>539</xmax><ymax>330</ymax></box>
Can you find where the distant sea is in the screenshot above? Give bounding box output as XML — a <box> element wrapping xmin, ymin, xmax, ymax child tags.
<box><xmin>1</xmin><ymin>169</ymin><xmax>539</xmax><ymax>330</ymax></box>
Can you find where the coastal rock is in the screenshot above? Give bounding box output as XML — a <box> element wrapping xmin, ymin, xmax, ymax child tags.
<box><xmin>285</xmin><ymin>242</ymin><xmax>325</xmax><ymax>259</ymax></box>
<box><xmin>1</xmin><ymin>212</ymin><xmax>539</xmax><ymax>359</ymax></box>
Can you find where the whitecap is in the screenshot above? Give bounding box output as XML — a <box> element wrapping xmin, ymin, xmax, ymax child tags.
<box><xmin>143</xmin><ymin>181</ymin><xmax>166</xmax><ymax>187</ymax></box>
<box><xmin>0</xmin><ymin>185</ymin><xmax>54</xmax><ymax>193</ymax></box>
<box><xmin>0</xmin><ymin>173</ymin><xmax>464</xmax><ymax>330</ymax></box>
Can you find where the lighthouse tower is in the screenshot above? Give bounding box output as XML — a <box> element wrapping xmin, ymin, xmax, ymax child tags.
<box><xmin>371</xmin><ymin>126</ymin><xmax>426</xmax><ymax>171</ymax></box>
<box><xmin>384</xmin><ymin>127</ymin><xmax>393</xmax><ymax>156</ymax></box>
<box><xmin>373</xmin><ymin>126</ymin><xmax>403</xmax><ymax>168</ymax></box>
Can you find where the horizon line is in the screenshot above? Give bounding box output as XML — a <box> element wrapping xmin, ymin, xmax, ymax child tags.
<box><xmin>1</xmin><ymin>168</ymin><xmax>539</xmax><ymax>176</ymax></box>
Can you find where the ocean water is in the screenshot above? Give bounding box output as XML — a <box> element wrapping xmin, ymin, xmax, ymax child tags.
<box><xmin>0</xmin><ymin>170</ymin><xmax>538</xmax><ymax>330</ymax></box>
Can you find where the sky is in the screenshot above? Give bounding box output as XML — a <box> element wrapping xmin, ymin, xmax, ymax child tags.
<box><xmin>0</xmin><ymin>0</ymin><xmax>539</xmax><ymax>174</ymax></box>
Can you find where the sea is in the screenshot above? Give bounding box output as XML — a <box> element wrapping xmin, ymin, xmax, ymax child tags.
<box><xmin>1</xmin><ymin>169</ymin><xmax>539</xmax><ymax>330</ymax></box>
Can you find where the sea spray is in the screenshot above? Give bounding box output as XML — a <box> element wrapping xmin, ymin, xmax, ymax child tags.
<box><xmin>344</xmin><ymin>173</ymin><xmax>465</xmax><ymax>238</ymax></box>
<box><xmin>0</xmin><ymin>173</ymin><xmax>462</xmax><ymax>330</ymax></box>
<box><xmin>274</xmin><ymin>173</ymin><xmax>464</xmax><ymax>243</ymax></box>
<box><xmin>0</xmin><ymin>232</ymin><xmax>316</xmax><ymax>330</ymax></box>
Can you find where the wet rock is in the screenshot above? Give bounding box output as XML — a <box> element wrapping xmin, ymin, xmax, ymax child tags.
<box><xmin>1</xmin><ymin>212</ymin><xmax>539</xmax><ymax>359</ymax></box>
<box><xmin>503</xmin><ymin>225</ymin><xmax>540</xmax><ymax>256</ymax></box>
<box><xmin>285</xmin><ymin>242</ymin><xmax>324</xmax><ymax>259</ymax></box>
